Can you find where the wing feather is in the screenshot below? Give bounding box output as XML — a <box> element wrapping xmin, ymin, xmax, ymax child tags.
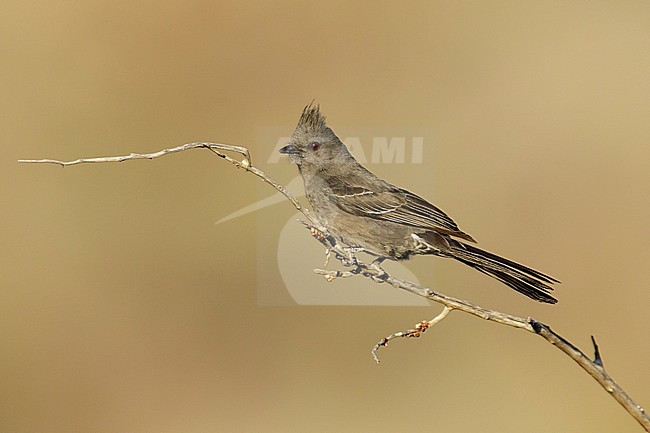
<box><xmin>328</xmin><ymin>177</ymin><xmax>476</xmax><ymax>242</ymax></box>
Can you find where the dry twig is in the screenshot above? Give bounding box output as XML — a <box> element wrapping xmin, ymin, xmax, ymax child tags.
<box><xmin>371</xmin><ymin>306</ymin><xmax>452</xmax><ymax>363</ymax></box>
<box><xmin>19</xmin><ymin>143</ymin><xmax>650</xmax><ymax>431</ymax></box>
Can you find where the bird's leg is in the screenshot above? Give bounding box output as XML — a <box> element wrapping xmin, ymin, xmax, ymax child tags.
<box><xmin>368</xmin><ymin>257</ymin><xmax>389</xmax><ymax>282</ymax></box>
<box><xmin>371</xmin><ymin>256</ymin><xmax>386</xmax><ymax>268</ymax></box>
<box><xmin>339</xmin><ymin>247</ymin><xmax>363</xmax><ymax>267</ymax></box>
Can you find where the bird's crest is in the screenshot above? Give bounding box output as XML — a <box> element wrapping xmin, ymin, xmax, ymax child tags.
<box><xmin>297</xmin><ymin>103</ymin><xmax>328</xmax><ymax>134</ymax></box>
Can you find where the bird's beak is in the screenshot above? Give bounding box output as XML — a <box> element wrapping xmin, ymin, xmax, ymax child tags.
<box><xmin>279</xmin><ymin>144</ymin><xmax>302</xmax><ymax>155</ymax></box>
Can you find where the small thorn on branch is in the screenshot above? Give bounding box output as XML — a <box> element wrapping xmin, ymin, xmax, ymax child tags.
<box><xmin>591</xmin><ymin>335</ymin><xmax>604</xmax><ymax>367</ymax></box>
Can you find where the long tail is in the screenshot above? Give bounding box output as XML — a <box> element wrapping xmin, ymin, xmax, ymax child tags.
<box><xmin>448</xmin><ymin>241</ymin><xmax>559</xmax><ymax>304</ymax></box>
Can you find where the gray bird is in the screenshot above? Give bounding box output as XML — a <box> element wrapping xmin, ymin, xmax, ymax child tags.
<box><xmin>280</xmin><ymin>105</ymin><xmax>559</xmax><ymax>303</ymax></box>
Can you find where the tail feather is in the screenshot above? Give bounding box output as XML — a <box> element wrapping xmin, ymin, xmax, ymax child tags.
<box><xmin>449</xmin><ymin>242</ymin><xmax>559</xmax><ymax>304</ymax></box>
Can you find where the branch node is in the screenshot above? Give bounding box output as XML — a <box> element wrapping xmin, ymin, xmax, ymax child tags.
<box><xmin>529</xmin><ymin>318</ymin><xmax>544</xmax><ymax>334</ymax></box>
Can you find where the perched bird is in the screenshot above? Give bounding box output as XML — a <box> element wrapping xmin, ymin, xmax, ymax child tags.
<box><xmin>280</xmin><ymin>105</ymin><xmax>559</xmax><ymax>303</ymax></box>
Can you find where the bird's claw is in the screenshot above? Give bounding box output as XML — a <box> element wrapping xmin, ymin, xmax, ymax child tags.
<box><xmin>367</xmin><ymin>258</ymin><xmax>388</xmax><ymax>281</ymax></box>
<box><xmin>339</xmin><ymin>247</ymin><xmax>363</xmax><ymax>267</ymax></box>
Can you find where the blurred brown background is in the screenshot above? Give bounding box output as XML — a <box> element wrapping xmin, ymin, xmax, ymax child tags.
<box><xmin>2</xmin><ymin>1</ymin><xmax>650</xmax><ymax>432</ymax></box>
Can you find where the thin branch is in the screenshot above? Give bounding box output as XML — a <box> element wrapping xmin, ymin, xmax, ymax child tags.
<box><xmin>371</xmin><ymin>306</ymin><xmax>452</xmax><ymax>363</ymax></box>
<box><xmin>303</xmin><ymin>219</ymin><xmax>649</xmax><ymax>428</ymax></box>
<box><xmin>19</xmin><ymin>142</ymin><xmax>251</xmax><ymax>167</ymax></box>
<box><xmin>530</xmin><ymin>321</ymin><xmax>647</xmax><ymax>429</ymax></box>
<box><xmin>19</xmin><ymin>142</ymin><xmax>318</xmax><ymax>227</ymax></box>
<box><xmin>19</xmin><ymin>144</ymin><xmax>650</xmax><ymax>432</ymax></box>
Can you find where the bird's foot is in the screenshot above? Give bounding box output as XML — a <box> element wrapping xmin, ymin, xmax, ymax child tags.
<box><xmin>339</xmin><ymin>247</ymin><xmax>363</xmax><ymax>267</ymax></box>
<box><xmin>367</xmin><ymin>258</ymin><xmax>388</xmax><ymax>282</ymax></box>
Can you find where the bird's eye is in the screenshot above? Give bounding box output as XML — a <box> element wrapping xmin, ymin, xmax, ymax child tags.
<box><xmin>309</xmin><ymin>142</ymin><xmax>320</xmax><ymax>151</ymax></box>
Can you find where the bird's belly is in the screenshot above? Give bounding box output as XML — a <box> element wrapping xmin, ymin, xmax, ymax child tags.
<box><xmin>324</xmin><ymin>212</ymin><xmax>418</xmax><ymax>260</ymax></box>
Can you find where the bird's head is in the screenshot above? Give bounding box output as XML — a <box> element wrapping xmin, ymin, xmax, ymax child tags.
<box><xmin>280</xmin><ymin>104</ymin><xmax>352</xmax><ymax>169</ymax></box>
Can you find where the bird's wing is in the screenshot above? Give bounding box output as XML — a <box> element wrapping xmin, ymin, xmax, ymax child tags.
<box><xmin>327</xmin><ymin>178</ymin><xmax>476</xmax><ymax>242</ymax></box>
